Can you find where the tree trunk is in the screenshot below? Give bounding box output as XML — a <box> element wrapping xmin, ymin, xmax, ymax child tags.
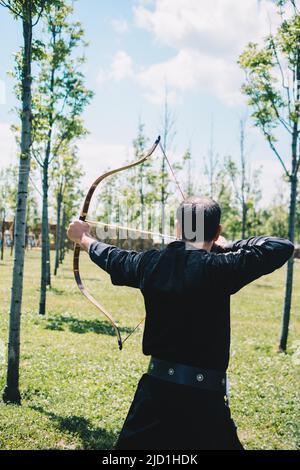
<box><xmin>10</xmin><ymin>217</ymin><xmax>15</xmax><ymax>256</ymax></box>
<box><xmin>39</xmin><ymin>161</ymin><xmax>50</xmax><ymax>315</ymax></box>
<box><xmin>3</xmin><ymin>7</ymin><xmax>32</xmax><ymax>404</ymax></box>
<box><xmin>42</xmin><ymin>33</ymin><xmax>56</xmax><ymax>288</ymax></box>
<box><xmin>279</xmin><ymin>52</ymin><xmax>299</xmax><ymax>352</ymax></box>
<box><xmin>242</xmin><ymin>202</ymin><xmax>247</xmax><ymax>239</ymax></box>
<box><xmin>46</xmin><ymin>228</ymin><xmax>51</xmax><ymax>287</ymax></box>
<box><xmin>25</xmin><ymin>224</ymin><xmax>29</xmax><ymax>250</ymax></box>
<box><xmin>279</xmin><ymin>173</ymin><xmax>297</xmax><ymax>352</ymax></box>
<box><xmin>240</xmin><ymin>118</ymin><xmax>247</xmax><ymax>239</ymax></box>
<box><xmin>54</xmin><ymin>191</ymin><xmax>62</xmax><ymax>275</ymax></box>
<box><xmin>161</xmin><ymin>153</ymin><xmax>166</xmax><ymax>248</ymax></box>
<box><xmin>1</xmin><ymin>214</ymin><xmax>5</xmax><ymax>261</ymax></box>
<box><xmin>139</xmin><ymin>164</ymin><xmax>145</xmax><ymax>251</ymax></box>
<box><xmin>59</xmin><ymin>207</ymin><xmax>66</xmax><ymax>264</ymax></box>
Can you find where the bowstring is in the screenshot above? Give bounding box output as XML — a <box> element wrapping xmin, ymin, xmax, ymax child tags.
<box><xmin>86</xmin><ymin>219</ymin><xmax>176</xmax><ymax>241</ymax></box>
<box><xmin>119</xmin><ymin>142</ymin><xmax>186</xmax><ymax>345</ymax></box>
<box><xmin>121</xmin><ymin>317</ymin><xmax>145</xmax><ymax>345</ymax></box>
<box><xmin>159</xmin><ymin>142</ymin><xmax>186</xmax><ymax>201</ymax></box>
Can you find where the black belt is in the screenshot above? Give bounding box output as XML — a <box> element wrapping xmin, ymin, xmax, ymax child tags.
<box><xmin>147</xmin><ymin>357</ymin><xmax>227</xmax><ymax>394</ymax></box>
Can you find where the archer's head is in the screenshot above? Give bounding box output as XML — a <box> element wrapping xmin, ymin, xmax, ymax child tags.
<box><xmin>176</xmin><ymin>196</ymin><xmax>222</xmax><ymax>250</ymax></box>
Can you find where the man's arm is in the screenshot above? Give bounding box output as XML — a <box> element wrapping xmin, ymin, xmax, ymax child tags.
<box><xmin>67</xmin><ymin>220</ymin><xmax>145</xmax><ymax>288</ymax></box>
<box><xmin>89</xmin><ymin>240</ymin><xmax>146</xmax><ymax>288</ymax></box>
<box><xmin>209</xmin><ymin>236</ymin><xmax>294</xmax><ymax>295</ymax></box>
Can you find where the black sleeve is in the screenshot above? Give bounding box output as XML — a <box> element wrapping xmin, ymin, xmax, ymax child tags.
<box><xmin>89</xmin><ymin>241</ymin><xmax>145</xmax><ymax>288</ymax></box>
<box><xmin>209</xmin><ymin>236</ymin><xmax>294</xmax><ymax>295</ymax></box>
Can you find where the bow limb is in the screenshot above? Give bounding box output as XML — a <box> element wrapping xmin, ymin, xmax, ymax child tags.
<box><xmin>73</xmin><ymin>136</ymin><xmax>161</xmax><ymax>350</ymax></box>
<box><xmin>73</xmin><ymin>244</ymin><xmax>123</xmax><ymax>348</ymax></box>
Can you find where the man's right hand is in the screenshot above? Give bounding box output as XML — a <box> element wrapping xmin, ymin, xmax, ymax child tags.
<box><xmin>212</xmin><ymin>236</ymin><xmax>228</xmax><ymax>253</ymax></box>
<box><xmin>67</xmin><ymin>220</ymin><xmax>91</xmax><ymax>245</ymax></box>
<box><xmin>67</xmin><ymin>220</ymin><xmax>96</xmax><ymax>253</ymax></box>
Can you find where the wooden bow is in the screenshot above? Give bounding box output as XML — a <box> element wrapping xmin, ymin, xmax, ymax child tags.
<box><xmin>73</xmin><ymin>136</ymin><xmax>161</xmax><ymax>350</ymax></box>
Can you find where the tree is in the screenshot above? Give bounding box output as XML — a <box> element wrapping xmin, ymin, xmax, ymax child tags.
<box><xmin>131</xmin><ymin>120</ymin><xmax>161</xmax><ymax>248</ymax></box>
<box><xmin>0</xmin><ymin>167</ymin><xmax>17</xmax><ymax>259</ymax></box>
<box><xmin>182</xmin><ymin>147</ymin><xmax>195</xmax><ymax>198</ymax></box>
<box><xmin>0</xmin><ymin>0</ymin><xmax>58</xmax><ymax>404</ymax></box>
<box><xmin>59</xmin><ymin>175</ymin><xmax>83</xmax><ymax>261</ymax></box>
<box><xmin>213</xmin><ymin>164</ymin><xmax>241</xmax><ymax>240</ymax></box>
<box><xmin>239</xmin><ymin>0</ymin><xmax>300</xmax><ymax>351</ymax></box>
<box><xmin>133</xmin><ymin>120</ymin><xmax>149</xmax><ymax>246</ymax></box>
<box><xmin>225</xmin><ymin>119</ymin><xmax>262</xmax><ymax>239</ymax></box>
<box><xmin>204</xmin><ymin>119</ymin><xmax>220</xmax><ymax>199</ymax></box>
<box><xmin>30</xmin><ymin>3</ymin><xmax>93</xmax><ymax>314</ymax></box>
<box><xmin>239</xmin><ymin>118</ymin><xmax>250</xmax><ymax>239</ymax></box>
<box><xmin>160</xmin><ymin>90</ymin><xmax>176</xmax><ymax>247</ymax></box>
<box><xmin>296</xmin><ymin>190</ymin><xmax>300</xmax><ymax>243</ymax></box>
<box><xmin>52</xmin><ymin>145</ymin><xmax>83</xmax><ymax>275</ymax></box>
<box><xmin>0</xmin><ymin>193</ymin><xmax>7</xmax><ymax>261</ymax></box>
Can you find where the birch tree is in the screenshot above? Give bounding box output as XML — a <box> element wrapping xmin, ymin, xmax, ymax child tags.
<box><xmin>31</xmin><ymin>3</ymin><xmax>93</xmax><ymax>314</ymax></box>
<box><xmin>160</xmin><ymin>92</ymin><xmax>176</xmax><ymax>247</ymax></box>
<box><xmin>0</xmin><ymin>0</ymin><xmax>59</xmax><ymax>404</ymax></box>
<box><xmin>0</xmin><ymin>167</ymin><xmax>17</xmax><ymax>260</ymax></box>
<box><xmin>225</xmin><ymin>119</ymin><xmax>262</xmax><ymax>239</ymax></box>
<box><xmin>204</xmin><ymin>120</ymin><xmax>220</xmax><ymax>199</ymax></box>
<box><xmin>239</xmin><ymin>0</ymin><xmax>300</xmax><ymax>351</ymax></box>
<box><xmin>52</xmin><ymin>145</ymin><xmax>83</xmax><ymax>275</ymax></box>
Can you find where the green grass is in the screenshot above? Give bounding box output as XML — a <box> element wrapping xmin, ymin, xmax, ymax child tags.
<box><xmin>0</xmin><ymin>248</ymin><xmax>299</xmax><ymax>450</ymax></box>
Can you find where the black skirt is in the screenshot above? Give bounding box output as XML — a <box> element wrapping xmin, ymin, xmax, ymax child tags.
<box><xmin>115</xmin><ymin>374</ymin><xmax>244</xmax><ymax>450</ymax></box>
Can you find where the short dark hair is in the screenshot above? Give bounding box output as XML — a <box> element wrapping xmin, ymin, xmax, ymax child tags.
<box><xmin>176</xmin><ymin>196</ymin><xmax>221</xmax><ymax>242</ymax></box>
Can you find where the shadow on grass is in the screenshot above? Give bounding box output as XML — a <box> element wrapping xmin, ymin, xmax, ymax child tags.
<box><xmin>49</xmin><ymin>287</ymin><xmax>65</xmax><ymax>295</ymax></box>
<box><xmin>31</xmin><ymin>405</ymin><xmax>116</xmax><ymax>450</ymax></box>
<box><xmin>254</xmin><ymin>284</ymin><xmax>274</xmax><ymax>289</ymax></box>
<box><xmin>45</xmin><ymin>314</ymin><xmax>134</xmax><ymax>336</ymax></box>
<box><xmin>57</xmin><ymin>274</ymin><xmax>103</xmax><ymax>282</ymax></box>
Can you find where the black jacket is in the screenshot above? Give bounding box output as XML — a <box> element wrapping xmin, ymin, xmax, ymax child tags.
<box><xmin>89</xmin><ymin>236</ymin><xmax>294</xmax><ymax>372</ymax></box>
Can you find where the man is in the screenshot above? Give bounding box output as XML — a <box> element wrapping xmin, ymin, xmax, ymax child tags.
<box><xmin>67</xmin><ymin>196</ymin><xmax>294</xmax><ymax>450</ymax></box>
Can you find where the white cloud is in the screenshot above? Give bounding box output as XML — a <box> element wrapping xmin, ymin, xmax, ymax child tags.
<box><xmin>98</xmin><ymin>0</ymin><xmax>283</xmax><ymax>105</ymax></box>
<box><xmin>131</xmin><ymin>0</ymin><xmax>280</xmax><ymax>105</ymax></box>
<box><xmin>136</xmin><ymin>48</ymin><xmax>244</xmax><ymax>105</ymax></box>
<box><xmin>97</xmin><ymin>46</ymin><xmax>244</xmax><ymax>105</ymax></box>
<box><xmin>111</xmin><ymin>18</ymin><xmax>129</xmax><ymax>34</ymax></box>
<box><xmin>134</xmin><ymin>0</ymin><xmax>279</xmax><ymax>55</ymax></box>
<box><xmin>97</xmin><ymin>50</ymin><xmax>134</xmax><ymax>84</ymax></box>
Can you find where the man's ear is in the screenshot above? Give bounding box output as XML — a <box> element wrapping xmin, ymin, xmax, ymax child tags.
<box><xmin>213</xmin><ymin>224</ymin><xmax>222</xmax><ymax>241</ymax></box>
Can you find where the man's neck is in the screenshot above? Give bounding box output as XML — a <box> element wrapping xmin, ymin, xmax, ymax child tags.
<box><xmin>178</xmin><ymin>238</ymin><xmax>213</xmax><ymax>252</ymax></box>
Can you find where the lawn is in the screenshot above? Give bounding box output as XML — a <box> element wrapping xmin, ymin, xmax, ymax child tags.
<box><xmin>0</xmin><ymin>248</ymin><xmax>299</xmax><ymax>450</ymax></box>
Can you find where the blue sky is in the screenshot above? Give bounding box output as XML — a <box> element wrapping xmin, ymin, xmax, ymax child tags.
<box><xmin>0</xmin><ymin>0</ymin><xmax>291</xmax><ymax>207</ymax></box>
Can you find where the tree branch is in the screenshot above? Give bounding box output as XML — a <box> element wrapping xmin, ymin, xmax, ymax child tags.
<box><xmin>32</xmin><ymin>0</ymin><xmax>47</xmax><ymax>27</ymax></box>
<box><xmin>294</xmin><ymin>136</ymin><xmax>300</xmax><ymax>176</ymax></box>
<box><xmin>290</xmin><ymin>0</ymin><xmax>299</xmax><ymax>15</ymax></box>
<box><xmin>29</xmin><ymin>174</ymin><xmax>42</xmax><ymax>196</ymax></box>
<box><xmin>31</xmin><ymin>146</ymin><xmax>44</xmax><ymax>168</ymax></box>
<box><xmin>263</xmin><ymin>129</ymin><xmax>291</xmax><ymax>179</ymax></box>
<box><xmin>244</xmin><ymin>74</ymin><xmax>292</xmax><ymax>179</ymax></box>
<box><xmin>270</xmin><ymin>37</ymin><xmax>292</xmax><ymax>117</ymax></box>
<box><xmin>0</xmin><ymin>0</ymin><xmax>23</xmax><ymax>19</ymax></box>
